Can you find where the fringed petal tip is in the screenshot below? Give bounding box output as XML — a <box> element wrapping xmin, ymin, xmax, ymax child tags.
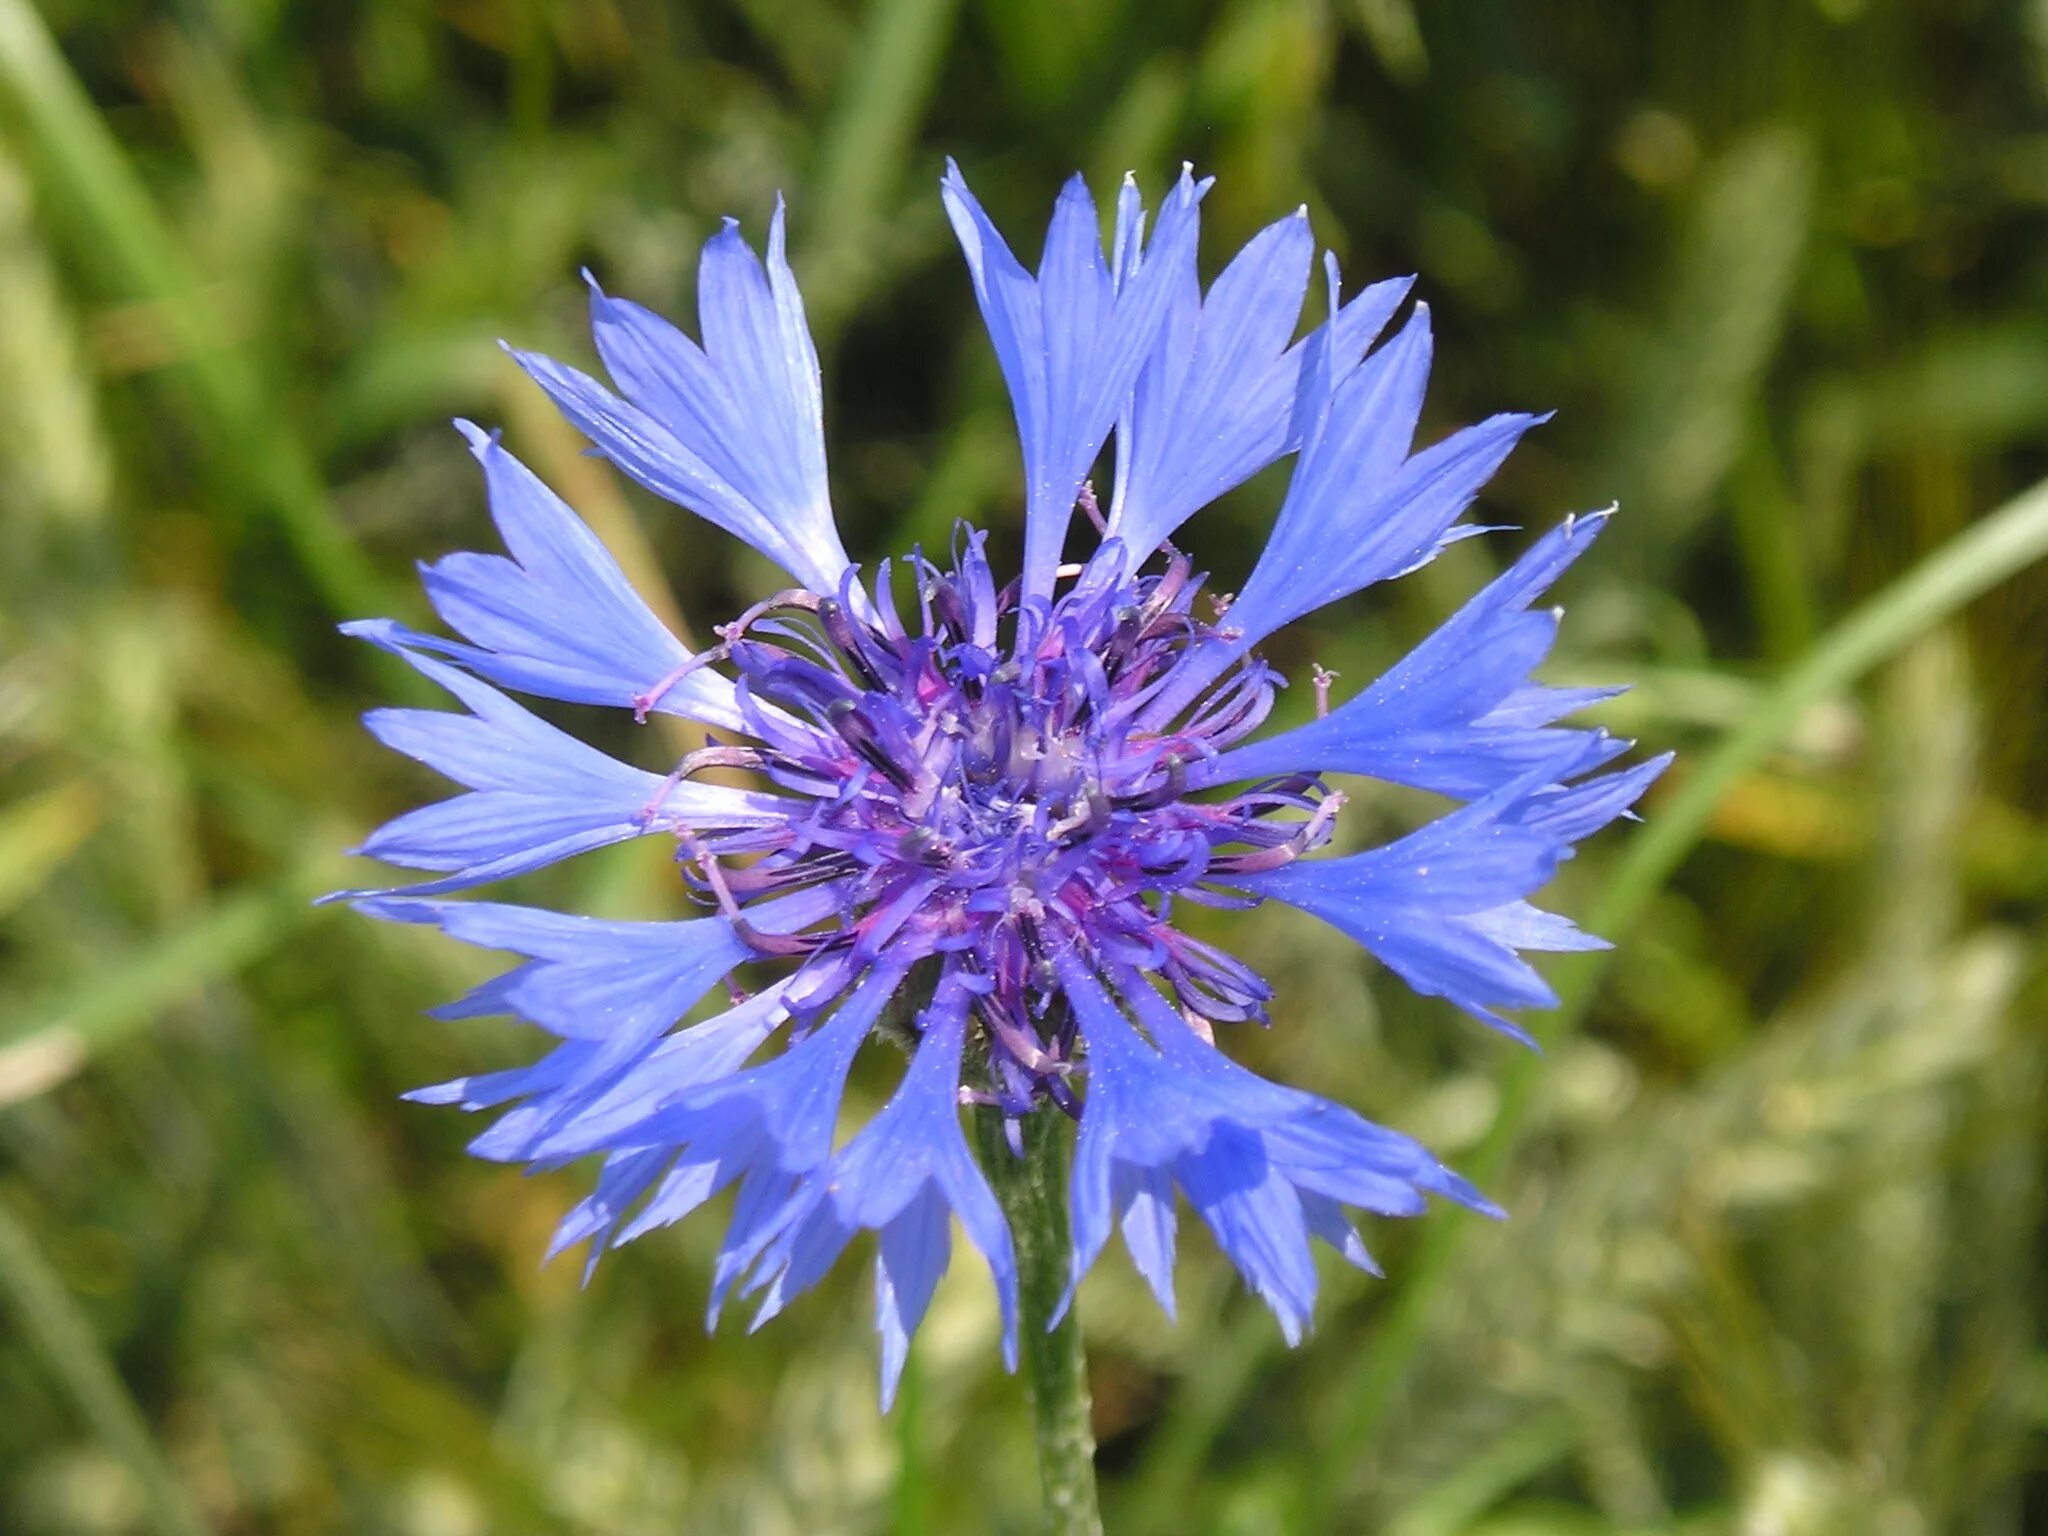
<box><xmin>1049</xmin><ymin>960</ymin><xmax>1502</xmax><ymax>1340</ymax></box>
<box><xmin>450</xmin><ymin>416</ymin><xmax>496</xmax><ymax>454</ymax></box>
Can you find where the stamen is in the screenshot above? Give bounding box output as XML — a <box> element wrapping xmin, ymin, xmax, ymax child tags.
<box><xmin>632</xmin><ymin>646</ymin><xmax>729</xmax><ymax>724</ymax></box>
<box><xmin>817</xmin><ymin>597</ymin><xmax>886</xmax><ymax>689</ymax></box>
<box><xmin>678</xmin><ymin>830</ymin><xmax>744</xmax><ymax>921</ymax></box>
<box><xmin>634</xmin><ymin>743</ymin><xmax>770</xmax><ymax>825</ymax></box>
<box><xmin>680</xmin><ymin>831</ymin><xmax>819</xmax><ymax>957</ymax></box>
<box><xmin>632</xmin><ymin>585</ymin><xmax>835</xmax><ymax>720</ymax></box>
<box><xmin>1118</xmin><ymin>753</ymin><xmax>1187</xmax><ymax>812</ymax></box>
<box><xmin>1312</xmin><ymin>663</ymin><xmax>1338</xmax><ymax>720</ymax></box>
<box><xmin>1076</xmin><ymin>480</ymin><xmax>1107</xmax><ymax>534</ymax></box>
<box><xmin>1209</xmin><ymin>789</ymin><xmax>1346</xmax><ymax>875</ymax></box>
<box><xmin>636</xmin><ymin>763</ymin><xmax>691</xmax><ymax>827</ymax></box>
<box><xmin>717</xmin><ymin>587</ymin><xmax>827</xmax><ymax>641</ymax></box>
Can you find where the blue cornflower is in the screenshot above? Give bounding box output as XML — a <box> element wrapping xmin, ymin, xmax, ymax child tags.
<box><xmin>339</xmin><ymin>164</ymin><xmax>1667</xmax><ymax>1407</ymax></box>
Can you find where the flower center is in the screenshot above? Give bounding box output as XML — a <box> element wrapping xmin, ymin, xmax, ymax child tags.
<box><xmin>657</xmin><ymin>526</ymin><xmax>1342</xmax><ymax>1109</ymax></box>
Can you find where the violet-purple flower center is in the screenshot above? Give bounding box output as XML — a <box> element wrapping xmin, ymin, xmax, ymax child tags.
<box><xmin>655</xmin><ymin>526</ymin><xmax>1342</xmax><ymax>1115</ymax></box>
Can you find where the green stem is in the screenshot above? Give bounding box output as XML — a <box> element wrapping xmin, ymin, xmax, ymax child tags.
<box><xmin>974</xmin><ymin>1107</ymin><xmax>1101</xmax><ymax>1536</ymax></box>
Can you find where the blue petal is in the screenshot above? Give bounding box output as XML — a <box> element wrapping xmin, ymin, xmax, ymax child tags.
<box><xmin>1484</xmin><ymin>683</ymin><xmax>1627</xmax><ymax>730</ymax></box>
<box><xmin>729</xmin><ymin>970</ymin><xmax>1019</xmax><ymax>1407</ymax></box>
<box><xmin>618</xmin><ymin>1154</ymin><xmax>731</xmax><ymax>1248</ymax></box>
<box><xmin>1178</xmin><ymin>1123</ymin><xmax>1317</xmax><ymax>1344</ymax></box>
<box><xmin>372</xmin><ymin>906</ymin><xmax>733</xmax><ymax>1040</ymax></box>
<box><xmin>1286</xmin><ymin>252</ymin><xmax>1416</xmax><ymax>447</ymax></box>
<box><xmin>555</xmin><ymin>981</ymin><xmax>801</xmax><ymax>1159</ymax></box>
<box><xmin>366</xmin><ymin>423</ymin><xmax>747</xmax><ymax>730</ymax></box>
<box><xmin>515</xmin><ymin>960</ymin><xmax>905</xmax><ymax>1278</ymax></box>
<box><xmin>874</xmin><ymin>1186</ymin><xmax>951</xmax><ymax>1410</ymax></box>
<box><xmin>1229</xmin><ymin>350</ymin><xmax>1545</xmax><ymax>649</ymax></box>
<box><xmin>546</xmin><ymin>1146</ymin><xmax>670</xmax><ymax>1270</ymax></box>
<box><xmin>468</xmin><ymin>981</ymin><xmax>805</xmax><ymax>1169</ymax></box>
<box><xmin>1236</xmin><ymin>745</ymin><xmax>1663</xmax><ymax>1037</ymax></box>
<box><xmin>1147</xmin><ymin>350</ymin><xmax>1546</xmax><ymax>728</ymax></box>
<box><xmin>1192</xmin><ymin>513</ymin><xmax>1620</xmax><ymax>797</ymax></box>
<box><xmin>403</xmin><ymin>1036</ymin><xmax>596</xmax><ymax>1111</ymax></box>
<box><xmin>1112</xmin><ymin>222</ymin><xmax>1413</xmax><ymax>564</ymax></box>
<box><xmin>508</xmin><ymin>204</ymin><xmax>850</xmax><ymax>593</ymax></box>
<box><xmin>358</xmin><ymin>884</ymin><xmax>839</xmax><ymax>1044</ymax></box>
<box><xmin>338</xmin><ymin>644</ymin><xmax>787</xmax><ymax>897</ymax></box>
<box><xmin>1300</xmin><ymin>1193</ymin><xmax>1381</xmax><ymax>1276</ymax></box>
<box><xmin>1283</xmin><ymin>301</ymin><xmax>1437</xmax><ymax>537</ymax></box>
<box><xmin>1507</xmin><ymin>752</ymin><xmax>1674</xmax><ymax>844</ymax></box>
<box><xmin>668</xmin><ymin>959</ymin><xmax>907</xmax><ymax>1175</ymax></box>
<box><xmin>352</xmin><ymin>796</ymin><xmax>656</xmax><ymax>891</ymax></box>
<box><xmin>1110</xmin><ymin>204</ymin><xmax>1308</xmax><ymax>555</ymax></box>
<box><xmin>1121</xmin><ymin>975</ymin><xmax>1489</xmax><ymax>1216</ymax></box>
<box><xmin>1114</xmin><ymin>1163</ymin><xmax>1180</xmax><ymax>1319</ymax></box>
<box><xmin>942</xmin><ymin>162</ymin><xmax>1204</xmax><ymax>601</ymax></box>
<box><xmin>1056</xmin><ymin>958</ymin><xmax>1483</xmax><ymax>1336</ymax></box>
<box><xmin>1462</xmin><ymin>900</ymin><xmax>1608</xmax><ymax>954</ymax></box>
<box><xmin>585</xmin><ymin>204</ymin><xmax>850</xmax><ymax>591</ymax></box>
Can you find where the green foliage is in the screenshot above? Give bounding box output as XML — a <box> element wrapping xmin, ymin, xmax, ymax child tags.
<box><xmin>1</xmin><ymin>1</ymin><xmax>2045</xmax><ymax>1531</ymax></box>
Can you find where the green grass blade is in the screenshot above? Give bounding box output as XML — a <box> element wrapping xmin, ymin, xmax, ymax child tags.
<box><xmin>801</xmin><ymin>0</ymin><xmax>962</xmax><ymax>338</ymax></box>
<box><xmin>1382</xmin><ymin>1411</ymin><xmax>1578</xmax><ymax>1536</ymax></box>
<box><xmin>0</xmin><ymin>780</ymin><xmax>97</xmax><ymax>921</ymax></box>
<box><xmin>0</xmin><ymin>0</ymin><xmax>395</xmax><ymax>629</ymax></box>
<box><xmin>0</xmin><ymin>1199</ymin><xmax>214</xmax><ymax>1536</ymax></box>
<box><xmin>0</xmin><ymin>860</ymin><xmax>332</xmax><ymax>1106</ymax></box>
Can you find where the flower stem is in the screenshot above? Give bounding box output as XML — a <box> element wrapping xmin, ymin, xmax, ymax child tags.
<box><xmin>974</xmin><ymin>1106</ymin><xmax>1101</xmax><ymax>1535</ymax></box>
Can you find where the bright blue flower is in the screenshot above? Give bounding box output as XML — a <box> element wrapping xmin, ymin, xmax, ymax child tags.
<box><xmin>339</xmin><ymin>165</ymin><xmax>1667</xmax><ymax>1404</ymax></box>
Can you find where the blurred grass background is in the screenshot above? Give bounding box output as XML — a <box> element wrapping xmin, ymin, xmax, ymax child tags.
<box><xmin>2</xmin><ymin>0</ymin><xmax>2047</xmax><ymax>1531</ymax></box>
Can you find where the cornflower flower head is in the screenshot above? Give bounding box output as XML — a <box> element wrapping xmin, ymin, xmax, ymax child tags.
<box><xmin>339</xmin><ymin>163</ymin><xmax>1667</xmax><ymax>1408</ymax></box>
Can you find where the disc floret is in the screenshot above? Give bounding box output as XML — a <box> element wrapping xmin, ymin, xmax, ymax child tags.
<box><xmin>662</xmin><ymin>527</ymin><xmax>1335</xmax><ymax>1116</ymax></box>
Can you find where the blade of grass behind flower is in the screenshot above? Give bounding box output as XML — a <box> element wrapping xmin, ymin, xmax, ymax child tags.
<box><xmin>800</xmin><ymin>0</ymin><xmax>962</xmax><ymax>341</ymax></box>
<box><xmin>0</xmin><ymin>858</ymin><xmax>333</xmax><ymax>1107</ymax></box>
<box><xmin>0</xmin><ymin>1199</ymin><xmax>214</xmax><ymax>1536</ymax></box>
<box><xmin>0</xmin><ymin>0</ymin><xmax>401</xmax><ymax>637</ymax></box>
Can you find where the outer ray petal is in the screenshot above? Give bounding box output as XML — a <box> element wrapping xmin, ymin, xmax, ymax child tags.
<box><xmin>1145</xmin><ymin>309</ymin><xmax>1547</xmax><ymax>721</ymax></box>
<box><xmin>529</xmin><ymin>960</ymin><xmax>908</xmax><ymax>1278</ymax></box>
<box><xmin>339</xmin><ymin>642</ymin><xmax>786</xmax><ymax>897</ymax></box>
<box><xmin>379</xmin><ymin>886</ymin><xmax>834</xmax><ymax>1181</ymax></box>
<box><xmin>1191</xmin><ymin>512</ymin><xmax>1623</xmax><ymax>796</ymax></box>
<box><xmin>943</xmin><ymin>162</ymin><xmax>1203</xmax><ymax>601</ymax></box>
<box><xmin>510</xmin><ymin>202</ymin><xmax>851</xmax><ymax>593</ymax></box>
<box><xmin>1234</xmin><ymin>745</ymin><xmax>1668</xmax><ymax>1040</ymax></box>
<box><xmin>1053</xmin><ymin>958</ymin><xmax>1489</xmax><ymax>1337</ymax></box>
<box><xmin>357</xmin><ymin>884</ymin><xmax>841</xmax><ymax>1046</ymax></box>
<box><xmin>731</xmin><ymin>970</ymin><xmax>1019</xmax><ymax>1408</ymax></box>
<box><xmin>1111</xmin><ymin>230</ymin><xmax>1412</xmax><ymax>563</ymax></box>
<box><xmin>355</xmin><ymin>423</ymin><xmax>745</xmax><ymax>731</ymax></box>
